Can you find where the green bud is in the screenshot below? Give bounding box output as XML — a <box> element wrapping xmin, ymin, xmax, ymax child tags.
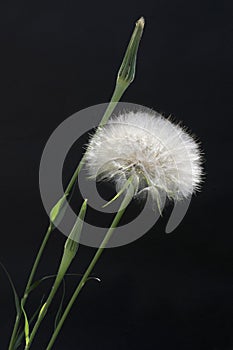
<box><xmin>117</xmin><ymin>17</ymin><xmax>145</xmax><ymax>87</ymax></box>
<box><xmin>98</xmin><ymin>17</ymin><xmax>145</xmax><ymax>127</ymax></box>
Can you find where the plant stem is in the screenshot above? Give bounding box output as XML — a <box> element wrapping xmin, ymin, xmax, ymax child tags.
<box><xmin>65</xmin><ymin>16</ymin><xmax>145</xmax><ymax>194</ymax></box>
<box><xmin>45</xmin><ymin>184</ymin><xmax>134</xmax><ymax>350</ymax></box>
<box><xmin>7</xmin><ymin>66</ymin><xmax>126</xmax><ymax>350</ymax></box>
<box><xmin>8</xmin><ymin>16</ymin><xmax>144</xmax><ymax>349</ymax></box>
<box><xmin>64</xmin><ymin>80</ymin><xmax>130</xmax><ymax>196</ymax></box>
<box><xmin>25</xmin><ymin>200</ymin><xmax>87</xmax><ymax>350</ymax></box>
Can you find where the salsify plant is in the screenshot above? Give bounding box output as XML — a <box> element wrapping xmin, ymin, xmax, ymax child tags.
<box><xmin>3</xmin><ymin>16</ymin><xmax>203</xmax><ymax>350</ymax></box>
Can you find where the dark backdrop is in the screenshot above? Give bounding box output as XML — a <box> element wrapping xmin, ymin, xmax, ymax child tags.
<box><xmin>0</xmin><ymin>0</ymin><xmax>233</xmax><ymax>349</ymax></box>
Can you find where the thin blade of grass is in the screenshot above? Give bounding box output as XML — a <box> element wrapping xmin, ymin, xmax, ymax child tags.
<box><xmin>20</xmin><ymin>300</ymin><xmax>30</xmax><ymax>347</ymax></box>
<box><xmin>13</xmin><ymin>296</ymin><xmax>45</xmax><ymax>350</ymax></box>
<box><xmin>0</xmin><ymin>262</ymin><xmax>20</xmax><ymax>315</ymax></box>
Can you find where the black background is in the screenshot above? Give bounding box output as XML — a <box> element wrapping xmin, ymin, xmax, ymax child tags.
<box><xmin>1</xmin><ymin>0</ymin><xmax>233</xmax><ymax>349</ymax></box>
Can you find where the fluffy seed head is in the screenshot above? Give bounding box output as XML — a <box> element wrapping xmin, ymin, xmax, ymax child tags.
<box><xmin>85</xmin><ymin>110</ymin><xmax>203</xmax><ymax>207</ymax></box>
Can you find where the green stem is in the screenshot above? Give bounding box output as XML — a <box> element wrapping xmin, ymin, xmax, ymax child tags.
<box><xmin>65</xmin><ymin>16</ymin><xmax>145</xmax><ymax>195</ymax></box>
<box><xmin>8</xmin><ymin>68</ymin><xmax>126</xmax><ymax>350</ymax></box>
<box><xmin>25</xmin><ymin>200</ymin><xmax>87</xmax><ymax>350</ymax></box>
<box><xmin>46</xmin><ymin>184</ymin><xmax>134</xmax><ymax>350</ymax></box>
<box><xmin>8</xmin><ymin>16</ymin><xmax>144</xmax><ymax>349</ymax></box>
<box><xmin>64</xmin><ymin>79</ymin><xmax>128</xmax><ymax>197</ymax></box>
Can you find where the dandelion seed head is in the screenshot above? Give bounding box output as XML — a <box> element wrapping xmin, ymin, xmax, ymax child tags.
<box><xmin>85</xmin><ymin>110</ymin><xmax>203</xmax><ymax>206</ymax></box>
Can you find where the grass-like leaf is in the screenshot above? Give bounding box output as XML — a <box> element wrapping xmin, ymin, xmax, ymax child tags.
<box><xmin>28</xmin><ymin>272</ymin><xmax>100</xmax><ymax>294</ymax></box>
<box><xmin>0</xmin><ymin>263</ymin><xmax>20</xmax><ymax>316</ymax></box>
<box><xmin>13</xmin><ymin>296</ymin><xmax>45</xmax><ymax>350</ymax></box>
<box><xmin>21</xmin><ymin>300</ymin><xmax>30</xmax><ymax>347</ymax></box>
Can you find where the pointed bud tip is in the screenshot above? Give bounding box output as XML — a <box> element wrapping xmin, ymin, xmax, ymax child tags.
<box><xmin>116</xmin><ymin>16</ymin><xmax>145</xmax><ymax>87</ymax></box>
<box><xmin>136</xmin><ymin>17</ymin><xmax>145</xmax><ymax>28</ymax></box>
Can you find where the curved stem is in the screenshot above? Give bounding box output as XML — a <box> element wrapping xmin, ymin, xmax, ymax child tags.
<box><xmin>45</xmin><ymin>184</ymin><xmax>134</xmax><ymax>350</ymax></box>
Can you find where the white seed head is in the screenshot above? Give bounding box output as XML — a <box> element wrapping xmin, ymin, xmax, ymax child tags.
<box><xmin>85</xmin><ymin>110</ymin><xmax>203</xmax><ymax>207</ymax></box>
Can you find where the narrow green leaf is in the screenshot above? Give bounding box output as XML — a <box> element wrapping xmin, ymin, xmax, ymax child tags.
<box><xmin>0</xmin><ymin>263</ymin><xmax>20</xmax><ymax>315</ymax></box>
<box><xmin>27</xmin><ymin>279</ymin><xmax>41</xmax><ymax>294</ymax></box>
<box><xmin>13</xmin><ymin>296</ymin><xmax>45</xmax><ymax>350</ymax></box>
<box><xmin>54</xmin><ymin>279</ymin><xmax>66</xmax><ymax>330</ymax></box>
<box><xmin>20</xmin><ymin>300</ymin><xmax>30</xmax><ymax>347</ymax></box>
<box><xmin>25</xmin><ymin>271</ymin><xmax>100</xmax><ymax>296</ymax></box>
<box><xmin>27</xmin><ymin>274</ymin><xmax>59</xmax><ymax>294</ymax></box>
<box><xmin>27</xmin><ymin>272</ymin><xmax>88</xmax><ymax>295</ymax></box>
<box><xmin>102</xmin><ymin>177</ymin><xmax>136</xmax><ymax>208</ymax></box>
